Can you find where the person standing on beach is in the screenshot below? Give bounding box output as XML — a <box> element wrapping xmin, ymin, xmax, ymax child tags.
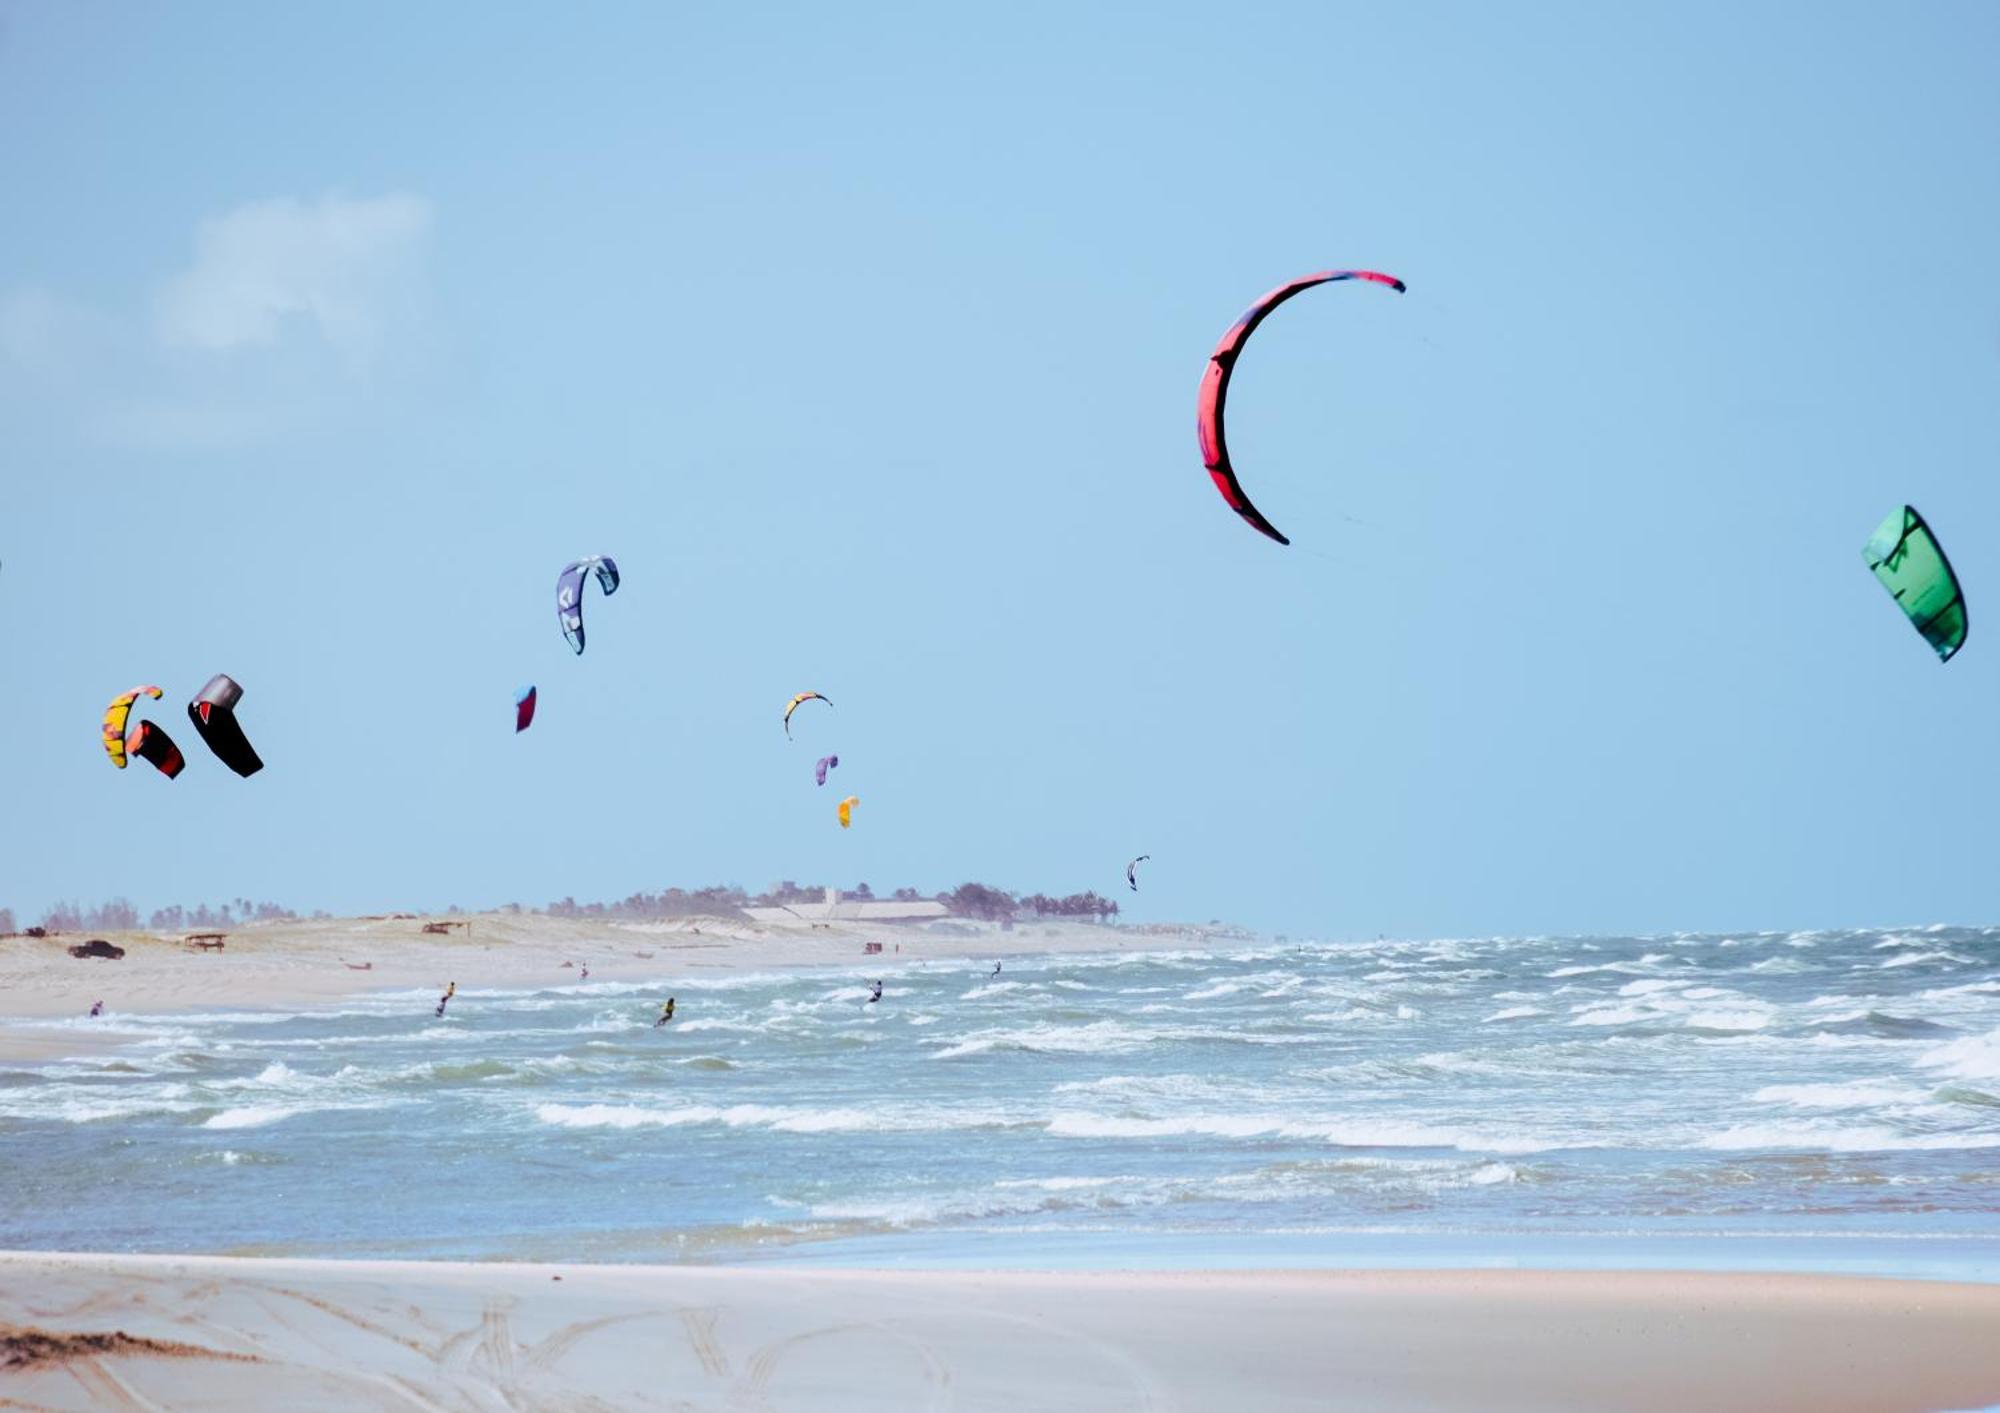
<box><xmin>435</xmin><ymin>982</ymin><xmax>456</xmax><ymax>1018</ymax></box>
<box><xmin>655</xmin><ymin>998</ymin><xmax>676</xmax><ymax>1028</ymax></box>
<box><xmin>579</xmin><ymin>962</ymin><xmax>589</xmax><ymax>981</ymax></box>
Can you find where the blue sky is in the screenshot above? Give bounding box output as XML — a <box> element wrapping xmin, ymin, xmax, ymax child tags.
<box><xmin>3</xmin><ymin>2</ymin><xmax>1998</xmax><ymax>937</ymax></box>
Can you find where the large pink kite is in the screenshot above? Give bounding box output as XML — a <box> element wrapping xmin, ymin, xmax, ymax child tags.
<box><xmin>1197</xmin><ymin>269</ymin><xmax>1405</xmax><ymax>545</ymax></box>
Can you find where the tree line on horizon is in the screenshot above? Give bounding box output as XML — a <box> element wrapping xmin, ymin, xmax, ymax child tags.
<box><xmin>2</xmin><ymin>898</ymin><xmax>306</xmax><ymax>935</ymax></box>
<box><xmin>538</xmin><ymin>881</ymin><xmax>1118</xmax><ymax>923</ymax></box>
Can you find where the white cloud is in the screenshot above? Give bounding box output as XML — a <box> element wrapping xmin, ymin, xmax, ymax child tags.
<box><xmin>153</xmin><ymin>193</ymin><xmax>433</xmax><ymax>359</ymax></box>
<box><xmin>2</xmin><ymin>191</ymin><xmax>437</xmax><ymax>450</ymax></box>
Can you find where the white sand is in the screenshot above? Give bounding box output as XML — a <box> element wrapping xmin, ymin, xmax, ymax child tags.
<box><xmin>2</xmin><ymin>1255</ymin><xmax>1996</xmax><ymax>1410</ymax></box>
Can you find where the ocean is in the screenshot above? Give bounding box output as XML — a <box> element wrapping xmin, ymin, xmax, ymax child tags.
<box><xmin>5</xmin><ymin>926</ymin><xmax>1999</xmax><ymax>1278</ymax></box>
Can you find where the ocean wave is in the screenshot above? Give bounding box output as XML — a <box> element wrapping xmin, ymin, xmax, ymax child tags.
<box><xmin>673</xmin><ymin>1018</ymin><xmax>771</xmax><ymax>1035</ymax></box>
<box><xmin>533</xmin><ymin>1101</ymin><xmax>1019</xmax><ymax>1135</ymax></box>
<box><xmin>930</xmin><ymin>1021</ymin><xmax>1158</xmax><ymax>1060</ymax></box>
<box><xmin>202</xmin><ymin>1104</ymin><xmax>308</xmax><ymax>1130</ymax></box>
<box><xmin>1048</xmin><ymin>1073</ymin><xmax>1264</xmax><ymax>1108</ymax></box>
<box><xmin>1568</xmin><ymin>992</ymin><xmax>1773</xmax><ymax>1033</ymax></box>
<box><xmin>1618</xmin><ymin>979</ymin><xmax>1686</xmax><ymax>997</ymax></box>
<box><xmin>0</xmin><ymin>1089</ymin><xmax>203</xmax><ymax>1125</ymax></box>
<box><xmin>992</xmin><ymin>1174</ymin><xmax>1135</xmax><ymax>1191</ymax></box>
<box><xmin>1699</xmin><ymin>1121</ymin><xmax>2000</xmax><ymax>1153</ymax></box>
<box><xmin>1918</xmin><ymin>1028</ymin><xmax>2000</xmax><ymax>1082</ymax></box>
<box><xmin>1802</xmin><ymin>1011</ymin><xmax>1954</xmax><ymax>1039</ymax></box>
<box><xmin>1750</xmin><ymin>1080</ymin><xmax>1928</xmax><ymax>1109</ymax></box>
<box><xmin>1041</xmin><ymin>1110</ymin><xmax>1551</xmax><ymax>1153</ymax></box>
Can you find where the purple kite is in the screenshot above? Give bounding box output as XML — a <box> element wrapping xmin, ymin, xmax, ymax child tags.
<box><xmin>556</xmin><ymin>556</ymin><xmax>620</xmax><ymax>654</ymax></box>
<box><xmin>815</xmin><ymin>754</ymin><xmax>838</xmax><ymax>786</ymax></box>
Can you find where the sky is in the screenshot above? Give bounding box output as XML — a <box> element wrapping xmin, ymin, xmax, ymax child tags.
<box><xmin>3</xmin><ymin>1</ymin><xmax>1998</xmax><ymax>939</ymax></box>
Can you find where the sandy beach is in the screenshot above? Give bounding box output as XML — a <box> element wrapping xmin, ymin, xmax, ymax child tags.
<box><xmin>2</xmin><ymin>1254</ymin><xmax>1996</xmax><ymax>1411</ymax></box>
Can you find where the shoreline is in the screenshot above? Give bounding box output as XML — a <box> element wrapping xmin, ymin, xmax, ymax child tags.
<box><xmin>4</xmin><ymin>1253</ymin><xmax>1997</xmax><ymax>1410</ymax></box>
<box><xmin>0</xmin><ymin>909</ymin><xmax>1242</xmax><ymax>1055</ymax></box>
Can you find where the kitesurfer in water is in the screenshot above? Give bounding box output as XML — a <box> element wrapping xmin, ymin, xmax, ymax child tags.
<box><xmin>991</xmin><ymin>962</ymin><xmax>1002</xmax><ymax>977</ymax></box>
<box><xmin>655</xmin><ymin>998</ymin><xmax>676</xmax><ymax>1028</ymax></box>
<box><xmin>435</xmin><ymin>982</ymin><xmax>455</xmax><ymax>1018</ymax></box>
<box><xmin>88</xmin><ymin>1000</ymin><xmax>103</xmax><ymax>1018</ymax></box>
<box><xmin>868</xmin><ymin>980</ymin><xmax>883</xmax><ymax>1004</ymax></box>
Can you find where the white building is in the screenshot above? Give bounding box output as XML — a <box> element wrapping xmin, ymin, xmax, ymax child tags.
<box><xmin>743</xmin><ymin>887</ymin><xmax>949</xmax><ymax>925</ymax></box>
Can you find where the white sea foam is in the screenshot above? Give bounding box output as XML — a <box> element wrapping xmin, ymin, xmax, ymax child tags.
<box><xmin>203</xmin><ymin>1105</ymin><xmax>305</xmax><ymax>1130</ymax></box>
<box><xmin>534</xmin><ymin>1101</ymin><xmax>1015</xmax><ymax>1135</ymax></box>
<box><xmin>1483</xmin><ymin>1006</ymin><xmax>1542</xmax><ymax>1022</ymax></box>
<box><xmin>992</xmin><ymin>1175</ymin><xmax>1133</xmax><ymax>1191</ymax></box>
<box><xmin>1041</xmin><ymin>1111</ymin><xmax>1550</xmax><ymax>1153</ymax></box>
<box><xmin>1570</xmin><ymin>1003</ymin><xmax>1652</xmax><ymax>1027</ymax></box>
<box><xmin>930</xmin><ymin>1021</ymin><xmax>1158</xmax><ymax>1061</ymax></box>
<box><xmin>1</xmin><ymin>1090</ymin><xmax>204</xmax><ymax>1125</ymax></box>
<box><xmin>673</xmin><ymin>1019</ymin><xmax>770</xmax><ymax>1035</ymax></box>
<box><xmin>1700</xmin><ymin>1121</ymin><xmax>2000</xmax><ymax>1153</ymax></box>
<box><xmin>1918</xmin><ymin>1028</ymin><xmax>2000</xmax><ymax>1083</ymax></box>
<box><xmin>1681</xmin><ymin>1006</ymin><xmax>1771</xmax><ymax>1032</ymax></box>
<box><xmin>1751</xmin><ymin>1080</ymin><xmax>1926</xmax><ymax>1109</ymax></box>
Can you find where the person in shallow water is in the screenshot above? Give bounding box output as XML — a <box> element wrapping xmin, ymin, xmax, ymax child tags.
<box><xmin>88</xmin><ymin>1000</ymin><xmax>102</xmax><ymax>1017</ymax></box>
<box><xmin>867</xmin><ymin>980</ymin><xmax>883</xmax><ymax>1004</ymax></box>
<box><xmin>435</xmin><ymin>982</ymin><xmax>455</xmax><ymax>1017</ymax></box>
<box><xmin>655</xmin><ymin>998</ymin><xmax>676</xmax><ymax>1028</ymax></box>
<box><xmin>991</xmin><ymin>962</ymin><xmax>1002</xmax><ymax>977</ymax></box>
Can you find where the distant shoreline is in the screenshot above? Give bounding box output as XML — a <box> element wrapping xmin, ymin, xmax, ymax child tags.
<box><xmin>0</xmin><ymin>909</ymin><xmax>1255</xmax><ymax>1051</ymax></box>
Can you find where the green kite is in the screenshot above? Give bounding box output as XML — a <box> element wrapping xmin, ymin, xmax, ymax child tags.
<box><xmin>1863</xmin><ymin>505</ymin><xmax>1966</xmax><ymax>663</ymax></box>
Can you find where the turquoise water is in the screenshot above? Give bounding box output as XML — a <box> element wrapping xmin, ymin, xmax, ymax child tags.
<box><xmin>4</xmin><ymin>927</ymin><xmax>1998</xmax><ymax>1276</ymax></box>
